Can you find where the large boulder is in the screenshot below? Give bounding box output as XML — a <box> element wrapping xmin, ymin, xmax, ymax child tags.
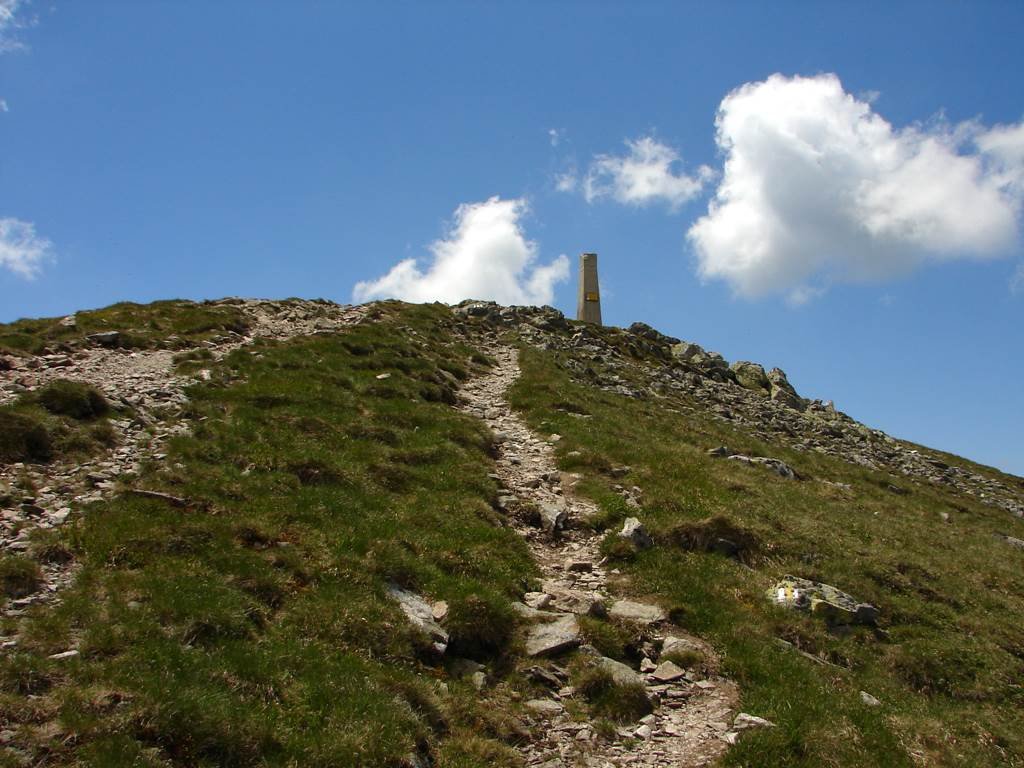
<box><xmin>538</xmin><ymin>501</ymin><xmax>568</xmax><ymax>533</ymax></box>
<box><xmin>768</xmin><ymin>575</ymin><xmax>878</xmax><ymax>626</ymax></box>
<box><xmin>388</xmin><ymin>586</ymin><xmax>449</xmax><ymax>652</ymax></box>
<box><xmin>670</xmin><ymin>341</ymin><xmax>704</xmax><ymax>361</ymax></box>
<box><xmin>731</xmin><ymin>361</ymin><xmax>770</xmax><ymax>394</ymax></box>
<box><xmin>690</xmin><ymin>350</ymin><xmax>736</xmax><ymax>383</ymax></box>
<box><xmin>593</xmin><ymin>655</ymin><xmax>645</xmax><ymax>687</ymax></box>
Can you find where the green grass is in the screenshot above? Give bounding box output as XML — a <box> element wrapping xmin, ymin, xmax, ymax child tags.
<box><xmin>509</xmin><ymin>340</ymin><xmax>1024</xmax><ymax>768</ymax></box>
<box><xmin>2</xmin><ymin>303</ymin><xmax>535</xmax><ymax>766</ymax></box>
<box><xmin>0</xmin><ymin>299</ymin><xmax>251</xmax><ymax>355</ymax></box>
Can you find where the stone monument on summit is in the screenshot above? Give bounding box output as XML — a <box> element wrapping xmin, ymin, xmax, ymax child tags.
<box><xmin>576</xmin><ymin>252</ymin><xmax>602</xmax><ymax>325</ymax></box>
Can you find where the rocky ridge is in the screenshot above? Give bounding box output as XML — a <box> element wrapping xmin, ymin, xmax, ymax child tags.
<box><xmin>455</xmin><ymin>301</ymin><xmax>1024</xmax><ymax>521</ymax></box>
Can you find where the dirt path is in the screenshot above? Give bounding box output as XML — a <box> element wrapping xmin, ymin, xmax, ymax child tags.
<box><xmin>458</xmin><ymin>340</ymin><xmax>741</xmax><ymax>767</ymax></box>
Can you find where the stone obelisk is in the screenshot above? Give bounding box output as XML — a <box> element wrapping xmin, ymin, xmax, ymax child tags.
<box><xmin>576</xmin><ymin>252</ymin><xmax>602</xmax><ymax>325</ymax></box>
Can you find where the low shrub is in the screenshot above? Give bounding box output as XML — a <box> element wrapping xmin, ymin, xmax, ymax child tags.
<box><xmin>0</xmin><ymin>555</ymin><xmax>42</xmax><ymax>598</ymax></box>
<box><xmin>0</xmin><ymin>653</ymin><xmax>53</xmax><ymax>695</ymax></box>
<box><xmin>0</xmin><ymin>410</ymin><xmax>52</xmax><ymax>462</ymax></box>
<box><xmin>664</xmin><ymin>514</ymin><xmax>760</xmax><ymax>562</ymax></box>
<box><xmin>37</xmin><ymin>379</ymin><xmax>109</xmax><ymax>419</ymax></box>
<box><xmin>446</xmin><ymin>592</ymin><xmax>517</xmax><ymax>660</ymax></box>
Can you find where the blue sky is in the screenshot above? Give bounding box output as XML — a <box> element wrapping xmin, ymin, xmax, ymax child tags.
<box><xmin>1</xmin><ymin>1</ymin><xmax>1023</xmax><ymax>475</ymax></box>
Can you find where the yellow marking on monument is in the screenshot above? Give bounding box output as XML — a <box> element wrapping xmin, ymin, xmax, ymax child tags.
<box><xmin>585</xmin><ymin>292</ymin><xmax>599</xmax><ymax>302</ymax></box>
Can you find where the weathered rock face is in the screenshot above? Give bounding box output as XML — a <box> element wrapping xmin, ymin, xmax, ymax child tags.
<box><xmin>730</xmin><ymin>361</ymin><xmax>770</xmax><ymax>394</ymax></box>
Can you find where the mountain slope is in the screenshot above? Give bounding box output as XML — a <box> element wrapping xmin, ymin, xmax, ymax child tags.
<box><xmin>1</xmin><ymin>298</ymin><xmax>1022</xmax><ymax>767</ymax></box>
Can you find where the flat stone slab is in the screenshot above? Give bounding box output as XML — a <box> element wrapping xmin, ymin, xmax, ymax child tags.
<box><xmin>609</xmin><ymin>599</ymin><xmax>666</xmax><ymax>625</ymax></box>
<box><xmin>653</xmin><ymin>660</ymin><xmax>686</xmax><ymax>682</ymax></box>
<box><xmin>734</xmin><ymin>712</ymin><xmax>776</xmax><ymax>731</ymax></box>
<box><xmin>525</xmin><ymin>698</ymin><xmax>565</xmax><ymax>716</ymax></box>
<box><xmin>543</xmin><ymin>583</ymin><xmax>607</xmax><ymax>617</ymax></box>
<box><xmin>662</xmin><ymin>635</ymin><xmax>703</xmax><ymax>656</ymax></box>
<box><xmin>525</xmin><ymin>614</ymin><xmax>581</xmax><ymax>657</ymax></box>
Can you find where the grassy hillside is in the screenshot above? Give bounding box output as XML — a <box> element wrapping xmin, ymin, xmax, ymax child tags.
<box><xmin>1</xmin><ymin>303</ymin><xmax>535</xmax><ymax>767</ymax></box>
<box><xmin>509</xmin><ymin>340</ymin><xmax>1024</xmax><ymax>767</ymax></box>
<box><xmin>3</xmin><ymin>298</ymin><xmax>1023</xmax><ymax>767</ymax></box>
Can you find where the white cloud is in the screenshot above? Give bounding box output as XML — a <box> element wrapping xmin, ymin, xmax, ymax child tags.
<box><xmin>583</xmin><ymin>136</ymin><xmax>713</xmax><ymax>210</ymax></box>
<box><xmin>0</xmin><ymin>0</ymin><xmax>30</xmax><ymax>52</ymax></box>
<box><xmin>977</xmin><ymin>121</ymin><xmax>1024</xmax><ymax>198</ymax></box>
<box><xmin>688</xmin><ymin>73</ymin><xmax>1024</xmax><ymax>301</ymax></box>
<box><xmin>353</xmin><ymin>196</ymin><xmax>569</xmax><ymax>306</ymax></box>
<box><xmin>554</xmin><ymin>171</ymin><xmax>577</xmax><ymax>193</ymax></box>
<box><xmin>548</xmin><ymin>128</ymin><xmax>562</xmax><ymax>147</ymax></box>
<box><xmin>0</xmin><ymin>217</ymin><xmax>52</xmax><ymax>279</ymax></box>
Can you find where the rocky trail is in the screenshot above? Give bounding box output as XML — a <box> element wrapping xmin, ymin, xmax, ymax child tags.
<box><xmin>0</xmin><ymin>300</ymin><xmax>368</xmax><ymax>635</ymax></box>
<box><xmin>457</xmin><ymin>337</ymin><xmax>749</xmax><ymax>767</ymax></box>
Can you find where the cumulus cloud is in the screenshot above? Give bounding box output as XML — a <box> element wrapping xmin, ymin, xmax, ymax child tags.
<box><xmin>353</xmin><ymin>197</ymin><xmax>569</xmax><ymax>306</ymax></box>
<box><xmin>583</xmin><ymin>136</ymin><xmax>714</xmax><ymax>210</ymax></box>
<box><xmin>688</xmin><ymin>73</ymin><xmax>1024</xmax><ymax>301</ymax></box>
<box><xmin>0</xmin><ymin>217</ymin><xmax>52</xmax><ymax>278</ymax></box>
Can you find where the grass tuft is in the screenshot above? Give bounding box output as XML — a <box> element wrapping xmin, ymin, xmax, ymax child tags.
<box><xmin>573</xmin><ymin>665</ymin><xmax>653</xmax><ymax>723</ymax></box>
<box><xmin>0</xmin><ymin>555</ymin><xmax>41</xmax><ymax>598</ymax></box>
